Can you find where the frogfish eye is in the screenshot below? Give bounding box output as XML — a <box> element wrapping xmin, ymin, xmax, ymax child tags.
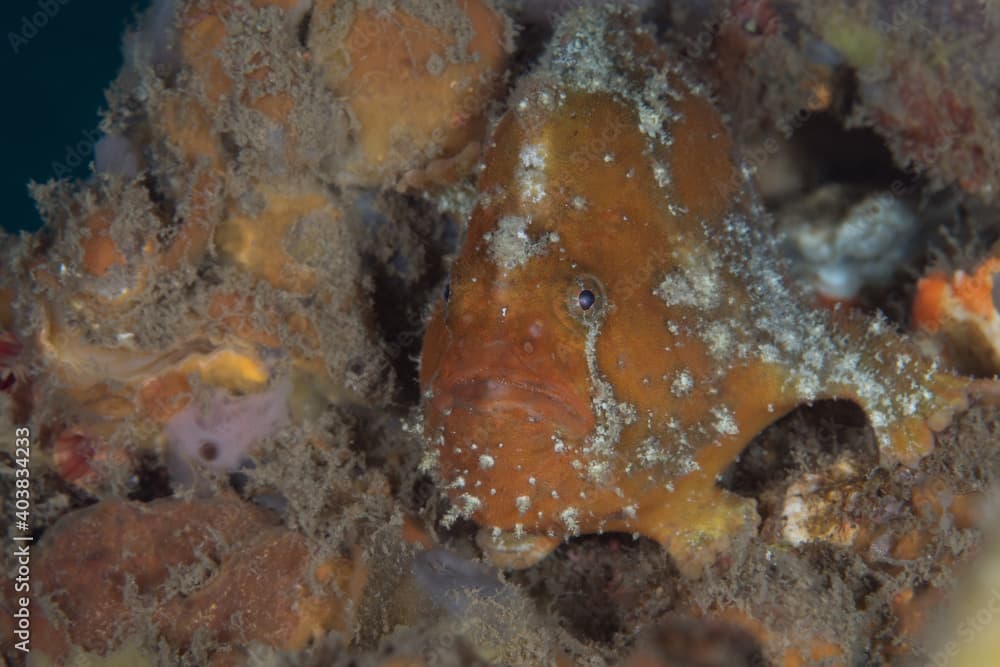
<box><xmin>557</xmin><ymin>273</ymin><xmax>605</xmax><ymax>327</ymax></box>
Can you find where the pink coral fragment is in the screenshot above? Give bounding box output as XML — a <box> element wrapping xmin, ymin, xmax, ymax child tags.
<box><xmin>165</xmin><ymin>379</ymin><xmax>291</xmax><ymax>474</ymax></box>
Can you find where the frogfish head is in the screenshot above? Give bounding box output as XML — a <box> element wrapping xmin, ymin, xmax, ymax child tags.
<box><xmin>418</xmin><ymin>80</ymin><xmax>736</xmax><ymax>535</ymax></box>
<box><xmin>419</xmin><ymin>219</ymin><xmax>607</xmax><ymax>528</ymax></box>
<box><xmin>420</xmin><ymin>164</ymin><xmax>660</xmax><ymax>528</ymax></box>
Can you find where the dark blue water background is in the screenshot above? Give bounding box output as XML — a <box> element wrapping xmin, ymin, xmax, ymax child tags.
<box><xmin>2</xmin><ymin>0</ymin><xmax>142</xmax><ymax>233</ymax></box>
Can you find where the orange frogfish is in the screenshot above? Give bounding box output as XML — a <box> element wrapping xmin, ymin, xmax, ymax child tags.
<box><xmin>419</xmin><ymin>7</ymin><xmax>976</xmax><ymax>576</ymax></box>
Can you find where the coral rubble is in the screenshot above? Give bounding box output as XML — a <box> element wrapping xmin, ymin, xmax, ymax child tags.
<box><xmin>2</xmin><ymin>1</ymin><xmax>1000</xmax><ymax>666</ymax></box>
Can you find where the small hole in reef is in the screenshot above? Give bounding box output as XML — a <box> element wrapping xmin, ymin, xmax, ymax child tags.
<box><xmin>127</xmin><ymin>451</ymin><xmax>173</xmax><ymax>502</ymax></box>
<box><xmin>296</xmin><ymin>8</ymin><xmax>312</xmax><ymax>47</ymax></box>
<box><xmin>578</xmin><ymin>289</ymin><xmax>596</xmax><ymax>310</ymax></box>
<box><xmin>199</xmin><ymin>440</ymin><xmax>220</xmax><ymax>461</ymax></box>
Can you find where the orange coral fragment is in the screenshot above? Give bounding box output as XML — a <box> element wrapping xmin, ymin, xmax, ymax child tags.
<box><xmin>913</xmin><ymin>251</ymin><xmax>1000</xmax><ymax>374</ymax></box>
<box><xmin>309</xmin><ymin>0</ymin><xmax>509</xmax><ymax>187</ymax></box>
<box><xmin>214</xmin><ymin>183</ymin><xmax>338</xmax><ymax>294</ymax></box>
<box><xmin>27</xmin><ymin>497</ymin><xmax>365</xmax><ymax>663</ymax></box>
<box><xmin>953</xmin><ymin>258</ymin><xmax>1000</xmax><ymax>318</ymax></box>
<box><xmin>138</xmin><ymin>371</ymin><xmax>193</xmax><ymax>423</ymax></box>
<box><xmin>80</xmin><ymin>210</ymin><xmax>127</xmax><ymax>278</ymax></box>
<box><xmin>913</xmin><ymin>273</ymin><xmax>950</xmax><ymax>333</ymax></box>
<box><xmin>711</xmin><ymin>608</ymin><xmax>846</xmax><ymax>667</ymax></box>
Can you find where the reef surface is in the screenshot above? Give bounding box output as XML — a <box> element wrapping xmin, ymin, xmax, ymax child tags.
<box><xmin>2</xmin><ymin>1</ymin><xmax>1000</xmax><ymax>666</ymax></box>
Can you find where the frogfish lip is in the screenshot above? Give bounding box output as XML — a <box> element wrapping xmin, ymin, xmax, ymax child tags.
<box><xmin>430</xmin><ymin>374</ymin><xmax>593</xmax><ymax>437</ymax></box>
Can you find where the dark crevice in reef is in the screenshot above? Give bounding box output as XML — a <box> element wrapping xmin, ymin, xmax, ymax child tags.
<box><xmin>720</xmin><ymin>399</ymin><xmax>875</xmax><ymax>499</ymax></box>
<box><xmin>365</xmin><ymin>192</ymin><xmax>457</xmax><ymax>407</ymax></box>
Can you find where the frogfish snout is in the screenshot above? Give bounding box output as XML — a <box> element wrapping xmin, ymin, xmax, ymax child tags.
<box><xmin>425</xmin><ymin>333</ymin><xmax>593</xmax><ymax>438</ymax></box>
<box><xmin>421</xmin><ymin>305</ymin><xmax>601</xmax><ymax>530</ymax></box>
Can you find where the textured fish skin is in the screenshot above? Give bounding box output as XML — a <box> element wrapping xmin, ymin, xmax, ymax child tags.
<box><xmin>419</xmin><ymin>6</ymin><xmax>972</xmax><ymax>576</ymax></box>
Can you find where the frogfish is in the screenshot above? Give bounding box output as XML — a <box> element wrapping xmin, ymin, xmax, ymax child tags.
<box><xmin>419</xmin><ymin>6</ymin><xmax>981</xmax><ymax>576</ymax></box>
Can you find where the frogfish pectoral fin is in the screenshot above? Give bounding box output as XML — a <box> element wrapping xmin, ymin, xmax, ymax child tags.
<box><xmin>821</xmin><ymin>369</ymin><xmax>971</xmax><ymax>468</ymax></box>
<box><xmin>632</xmin><ymin>475</ymin><xmax>760</xmax><ymax>579</ymax></box>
